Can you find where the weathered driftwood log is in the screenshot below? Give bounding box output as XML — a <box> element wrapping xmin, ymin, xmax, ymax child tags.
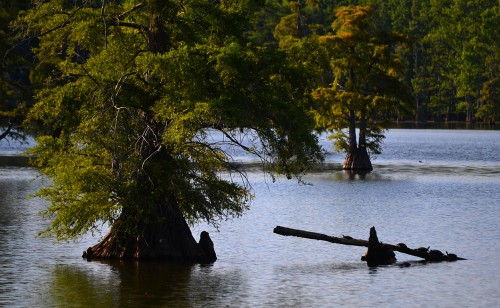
<box><xmin>273</xmin><ymin>226</ymin><xmax>465</xmax><ymax>264</ymax></box>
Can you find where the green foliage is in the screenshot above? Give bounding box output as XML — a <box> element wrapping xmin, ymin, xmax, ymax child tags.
<box><xmin>309</xmin><ymin>6</ymin><xmax>410</xmax><ymax>154</ymax></box>
<box><xmin>247</xmin><ymin>0</ymin><xmax>500</xmax><ymax>123</ymax></box>
<box><xmin>18</xmin><ymin>0</ymin><xmax>322</xmax><ymax>240</ymax></box>
<box><xmin>410</xmin><ymin>0</ymin><xmax>499</xmax><ymax>122</ymax></box>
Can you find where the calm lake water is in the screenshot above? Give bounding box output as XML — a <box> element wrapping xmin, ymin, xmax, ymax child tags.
<box><xmin>1</xmin><ymin>129</ymin><xmax>500</xmax><ymax>307</ymax></box>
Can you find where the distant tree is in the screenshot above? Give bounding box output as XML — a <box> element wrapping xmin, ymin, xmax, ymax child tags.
<box><xmin>249</xmin><ymin>0</ymin><xmax>499</xmax><ymax>124</ymax></box>
<box><xmin>377</xmin><ymin>0</ymin><xmax>433</xmax><ymax>122</ymax></box>
<box><xmin>272</xmin><ymin>0</ymin><xmax>337</xmax><ymax>43</ymax></box>
<box><xmin>310</xmin><ymin>6</ymin><xmax>411</xmax><ymax>171</ymax></box>
<box><xmin>247</xmin><ymin>0</ymin><xmax>288</xmax><ymax>47</ymax></box>
<box><xmin>273</xmin><ymin>1</ymin><xmax>311</xmax><ymax>42</ymax></box>
<box><xmin>15</xmin><ymin>0</ymin><xmax>322</xmax><ymax>262</ymax></box>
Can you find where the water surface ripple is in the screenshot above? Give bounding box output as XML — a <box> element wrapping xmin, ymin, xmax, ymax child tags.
<box><xmin>1</xmin><ymin>129</ymin><xmax>499</xmax><ymax>307</ymax></box>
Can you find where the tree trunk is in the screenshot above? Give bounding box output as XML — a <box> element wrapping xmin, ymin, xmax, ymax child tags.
<box><xmin>343</xmin><ymin>146</ymin><xmax>373</xmax><ymax>171</ymax></box>
<box><xmin>343</xmin><ymin>109</ymin><xmax>373</xmax><ymax>171</ymax></box>
<box><xmin>466</xmin><ymin>95</ymin><xmax>474</xmax><ymax>123</ymax></box>
<box><xmin>347</xmin><ymin>109</ymin><xmax>357</xmax><ymax>152</ymax></box>
<box><xmin>83</xmin><ymin>198</ymin><xmax>216</xmax><ymax>264</ymax></box>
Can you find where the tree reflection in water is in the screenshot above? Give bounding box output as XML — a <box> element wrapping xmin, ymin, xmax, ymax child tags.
<box><xmin>39</xmin><ymin>261</ymin><xmax>248</xmax><ymax>307</ymax></box>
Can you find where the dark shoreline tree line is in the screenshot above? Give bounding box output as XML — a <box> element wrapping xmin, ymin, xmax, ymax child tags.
<box><xmin>250</xmin><ymin>0</ymin><xmax>499</xmax><ymax>124</ymax></box>
<box><xmin>2</xmin><ymin>1</ymin><xmax>499</xmax><ymax>134</ymax></box>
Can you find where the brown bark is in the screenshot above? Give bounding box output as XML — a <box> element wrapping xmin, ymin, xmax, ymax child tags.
<box><xmin>466</xmin><ymin>95</ymin><xmax>474</xmax><ymax>123</ymax></box>
<box><xmin>273</xmin><ymin>226</ymin><xmax>465</xmax><ymax>265</ymax></box>
<box><xmin>83</xmin><ymin>198</ymin><xmax>216</xmax><ymax>264</ymax></box>
<box><xmin>344</xmin><ymin>108</ymin><xmax>373</xmax><ymax>171</ymax></box>
<box><xmin>342</xmin><ymin>146</ymin><xmax>373</xmax><ymax>171</ymax></box>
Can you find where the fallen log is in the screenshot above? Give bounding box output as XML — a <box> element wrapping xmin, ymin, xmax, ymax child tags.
<box><xmin>273</xmin><ymin>226</ymin><xmax>466</xmax><ymax>265</ymax></box>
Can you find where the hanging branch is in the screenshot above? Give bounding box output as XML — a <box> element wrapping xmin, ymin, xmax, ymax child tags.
<box><xmin>0</xmin><ymin>122</ymin><xmax>14</xmax><ymax>141</ymax></box>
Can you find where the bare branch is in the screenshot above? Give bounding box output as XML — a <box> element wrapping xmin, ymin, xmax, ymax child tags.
<box><xmin>6</xmin><ymin>6</ymin><xmax>83</xmax><ymax>60</ymax></box>
<box><xmin>220</xmin><ymin>129</ymin><xmax>265</xmax><ymax>161</ymax></box>
<box><xmin>0</xmin><ymin>122</ymin><xmax>14</xmax><ymax>141</ymax></box>
<box><xmin>78</xmin><ymin>61</ymin><xmax>100</xmax><ymax>87</ymax></box>
<box><xmin>118</xmin><ymin>2</ymin><xmax>147</xmax><ymax>19</ymax></box>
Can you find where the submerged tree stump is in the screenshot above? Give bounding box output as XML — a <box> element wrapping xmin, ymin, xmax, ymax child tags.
<box><xmin>273</xmin><ymin>226</ymin><xmax>465</xmax><ymax>266</ymax></box>
<box><xmin>362</xmin><ymin>226</ymin><xmax>396</xmax><ymax>266</ymax></box>
<box><xmin>343</xmin><ymin>147</ymin><xmax>373</xmax><ymax>171</ymax></box>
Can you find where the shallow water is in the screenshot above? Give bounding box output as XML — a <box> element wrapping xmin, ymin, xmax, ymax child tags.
<box><xmin>1</xmin><ymin>129</ymin><xmax>500</xmax><ymax>307</ymax></box>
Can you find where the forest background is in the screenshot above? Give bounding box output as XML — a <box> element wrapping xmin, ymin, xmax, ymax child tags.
<box><xmin>1</xmin><ymin>0</ymin><xmax>499</xmax><ymax>129</ymax></box>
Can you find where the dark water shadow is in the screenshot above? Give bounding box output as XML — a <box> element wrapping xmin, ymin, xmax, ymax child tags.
<box><xmin>35</xmin><ymin>259</ymin><xmax>249</xmax><ymax>307</ymax></box>
<box><xmin>342</xmin><ymin>169</ymin><xmax>372</xmax><ymax>180</ymax></box>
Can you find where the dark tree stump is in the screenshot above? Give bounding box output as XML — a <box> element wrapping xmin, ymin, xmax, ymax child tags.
<box><xmin>198</xmin><ymin>231</ymin><xmax>217</xmax><ymax>263</ymax></box>
<box><xmin>343</xmin><ymin>147</ymin><xmax>373</xmax><ymax>171</ymax></box>
<box><xmin>362</xmin><ymin>226</ymin><xmax>396</xmax><ymax>266</ymax></box>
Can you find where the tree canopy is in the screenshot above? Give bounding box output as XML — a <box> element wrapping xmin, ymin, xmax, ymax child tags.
<box><xmin>311</xmin><ymin>6</ymin><xmax>410</xmax><ymax>156</ymax></box>
<box><xmin>15</xmin><ymin>0</ymin><xmax>322</xmax><ymax>252</ymax></box>
<box><xmin>273</xmin><ymin>5</ymin><xmax>411</xmax><ymax>170</ymax></box>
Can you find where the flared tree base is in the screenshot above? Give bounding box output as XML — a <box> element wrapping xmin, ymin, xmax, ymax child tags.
<box><xmin>342</xmin><ymin>147</ymin><xmax>373</xmax><ymax>171</ymax></box>
<box><xmin>82</xmin><ymin>200</ymin><xmax>217</xmax><ymax>264</ymax></box>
